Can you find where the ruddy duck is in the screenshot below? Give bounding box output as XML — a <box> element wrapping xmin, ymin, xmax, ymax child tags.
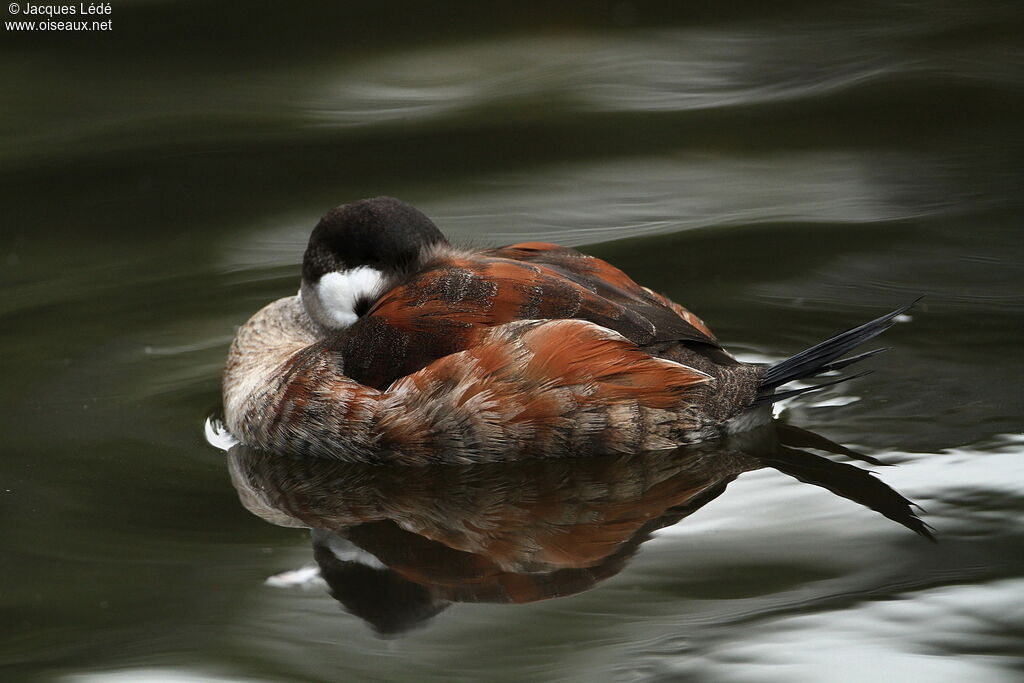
<box><xmin>223</xmin><ymin>197</ymin><xmax>911</xmax><ymax>464</ymax></box>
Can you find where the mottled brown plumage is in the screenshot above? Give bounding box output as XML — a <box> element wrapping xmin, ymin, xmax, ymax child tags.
<box><xmin>224</xmin><ymin>296</ymin><xmax>725</xmax><ymax>463</ymax></box>
<box><xmin>341</xmin><ymin>242</ymin><xmax>723</xmax><ymax>390</ymax></box>
<box><xmin>223</xmin><ymin>197</ymin><xmax>907</xmax><ymax>464</ymax></box>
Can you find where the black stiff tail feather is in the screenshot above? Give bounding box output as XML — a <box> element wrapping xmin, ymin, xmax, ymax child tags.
<box><xmin>818</xmin><ymin>348</ymin><xmax>889</xmax><ymax>374</ymax></box>
<box><xmin>754</xmin><ymin>371</ymin><xmax>872</xmax><ymax>406</ymax></box>
<box><xmin>760</xmin><ymin>299</ymin><xmax>919</xmax><ymax>391</ymax></box>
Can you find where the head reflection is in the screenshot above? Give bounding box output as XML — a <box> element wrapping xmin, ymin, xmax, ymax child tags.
<box><xmin>312</xmin><ymin>530</ymin><xmax>450</xmax><ymax>636</ymax></box>
<box><xmin>227</xmin><ymin>424</ymin><xmax>929</xmax><ymax>636</ymax></box>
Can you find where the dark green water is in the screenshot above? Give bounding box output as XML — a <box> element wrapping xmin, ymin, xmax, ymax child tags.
<box><xmin>3</xmin><ymin>1</ymin><xmax>1023</xmax><ymax>681</ymax></box>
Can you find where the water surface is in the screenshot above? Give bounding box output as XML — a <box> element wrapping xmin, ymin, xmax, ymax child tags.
<box><xmin>2</xmin><ymin>1</ymin><xmax>1023</xmax><ymax>681</ymax></box>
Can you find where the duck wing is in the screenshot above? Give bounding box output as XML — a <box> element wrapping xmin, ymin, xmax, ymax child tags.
<box><xmin>488</xmin><ymin>242</ymin><xmax>718</xmax><ymax>342</ymax></box>
<box><xmin>339</xmin><ymin>242</ymin><xmax>720</xmax><ymax>390</ymax></box>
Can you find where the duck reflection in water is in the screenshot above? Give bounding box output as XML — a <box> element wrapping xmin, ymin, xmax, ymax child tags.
<box><xmin>226</xmin><ymin>422</ymin><xmax>931</xmax><ymax>636</ymax></box>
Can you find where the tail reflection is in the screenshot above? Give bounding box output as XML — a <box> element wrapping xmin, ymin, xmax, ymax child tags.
<box><xmin>227</xmin><ymin>423</ymin><xmax>929</xmax><ymax>635</ymax></box>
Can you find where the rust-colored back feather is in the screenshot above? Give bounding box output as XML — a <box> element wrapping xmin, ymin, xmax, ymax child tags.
<box><xmin>342</xmin><ymin>245</ymin><xmax>720</xmax><ymax>389</ymax></box>
<box><xmin>376</xmin><ymin>320</ymin><xmax>711</xmax><ymax>463</ymax></box>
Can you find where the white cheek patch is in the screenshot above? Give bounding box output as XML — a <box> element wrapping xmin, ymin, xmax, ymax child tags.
<box><xmin>316</xmin><ymin>266</ymin><xmax>386</xmax><ymax>328</ymax></box>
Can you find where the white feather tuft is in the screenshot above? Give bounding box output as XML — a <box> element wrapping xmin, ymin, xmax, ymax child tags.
<box><xmin>316</xmin><ymin>267</ymin><xmax>386</xmax><ymax>327</ymax></box>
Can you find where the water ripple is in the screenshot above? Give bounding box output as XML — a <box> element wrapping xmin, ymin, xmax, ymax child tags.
<box><xmin>222</xmin><ymin>150</ymin><xmax>950</xmax><ymax>274</ymax></box>
<box><xmin>308</xmin><ymin>25</ymin><xmax>1021</xmax><ymax>126</ymax></box>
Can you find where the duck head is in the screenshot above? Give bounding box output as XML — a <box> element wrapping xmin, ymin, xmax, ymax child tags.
<box><xmin>299</xmin><ymin>196</ymin><xmax>449</xmax><ymax>329</ymax></box>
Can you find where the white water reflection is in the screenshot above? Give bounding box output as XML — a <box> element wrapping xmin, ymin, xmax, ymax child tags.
<box><xmin>5</xmin><ymin>13</ymin><xmax>1018</xmax><ymax>167</ymax></box>
<box><xmin>308</xmin><ymin>24</ymin><xmax>1021</xmax><ymax>127</ymax></box>
<box><xmin>305</xmin><ymin>24</ymin><xmax>1015</xmax><ymax>126</ymax></box>
<box><xmin>223</xmin><ymin>150</ymin><xmax>946</xmax><ymax>272</ymax></box>
<box><xmin>625</xmin><ymin>436</ymin><xmax>1024</xmax><ymax>681</ymax></box>
<box><xmin>656</xmin><ymin>579</ymin><xmax>1024</xmax><ymax>682</ymax></box>
<box><xmin>421</xmin><ymin>153</ymin><xmax>944</xmax><ymax>245</ymax></box>
<box><xmin>307</xmin><ymin>29</ymin><xmax>895</xmax><ymax>125</ymax></box>
<box><xmin>65</xmin><ymin>670</ymin><xmax>264</xmax><ymax>683</ymax></box>
<box><xmin>655</xmin><ymin>435</ymin><xmax>1024</xmax><ymax>542</ymax></box>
